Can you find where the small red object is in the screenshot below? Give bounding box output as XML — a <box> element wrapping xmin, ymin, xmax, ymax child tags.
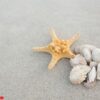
<box><xmin>0</xmin><ymin>96</ymin><xmax>4</xmax><ymax>100</ymax></box>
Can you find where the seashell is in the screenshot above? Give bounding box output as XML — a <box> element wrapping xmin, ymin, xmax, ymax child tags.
<box><xmin>74</xmin><ymin>45</ymin><xmax>80</xmax><ymax>54</ymax></box>
<box><xmin>88</xmin><ymin>66</ymin><xmax>97</xmax><ymax>83</ymax></box>
<box><xmin>97</xmin><ymin>63</ymin><xmax>100</xmax><ymax>80</ymax></box>
<box><xmin>81</xmin><ymin>48</ymin><xmax>92</xmax><ymax>62</ymax></box>
<box><xmin>70</xmin><ymin>54</ymin><xmax>87</xmax><ymax>67</ymax></box>
<box><xmin>84</xmin><ymin>66</ymin><xmax>96</xmax><ymax>88</ymax></box>
<box><xmin>69</xmin><ymin>65</ymin><xmax>91</xmax><ymax>84</ymax></box>
<box><xmin>92</xmin><ymin>48</ymin><xmax>100</xmax><ymax>62</ymax></box>
<box><xmin>84</xmin><ymin>81</ymin><xmax>96</xmax><ymax>88</ymax></box>
<box><xmin>90</xmin><ymin>61</ymin><xmax>97</xmax><ymax>68</ymax></box>
<box><xmin>74</xmin><ymin>44</ymin><xmax>96</xmax><ymax>54</ymax></box>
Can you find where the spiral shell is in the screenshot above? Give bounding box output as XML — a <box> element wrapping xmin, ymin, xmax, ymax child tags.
<box><xmin>84</xmin><ymin>81</ymin><xmax>96</xmax><ymax>88</ymax></box>
<box><xmin>88</xmin><ymin>66</ymin><xmax>97</xmax><ymax>83</ymax></box>
<box><xmin>84</xmin><ymin>66</ymin><xmax>96</xmax><ymax>88</ymax></box>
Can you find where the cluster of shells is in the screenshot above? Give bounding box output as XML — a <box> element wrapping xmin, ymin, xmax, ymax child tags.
<box><xmin>70</xmin><ymin>44</ymin><xmax>100</xmax><ymax>88</ymax></box>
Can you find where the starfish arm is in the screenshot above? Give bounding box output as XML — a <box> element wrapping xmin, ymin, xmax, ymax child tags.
<box><xmin>50</xmin><ymin>28</ymin><xmax>58</xmax><ymax>41</ymax></box>
<box><xmin>48</xmin><ymin>55</ymin><xmax>60</xmax><ymax>70</ymax></box>
<box><xmin>32</xmin><ymin>46</ymin><xmax>50</xmax><ymax>53</ymax></box>
<box><xmin>64</xmin><ymin>50</ymin><xmax>75</xmax><ymax>58</ymax></box>
<box><xmin>67</xmin><ymin>33</ymin><xmax>80</xmax><ymax>46</ymax></box>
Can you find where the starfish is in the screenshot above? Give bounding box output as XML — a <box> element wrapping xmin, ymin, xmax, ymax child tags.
<box><xmin>32</xmin><ymin>29</ymin><xmax>80</xmax><ymax>70</ymax></box>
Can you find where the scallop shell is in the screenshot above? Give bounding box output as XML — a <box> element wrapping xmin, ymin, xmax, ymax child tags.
<box><xmin>70</xmin><ymin>54</ymin><xmax>87</xmax><ymax>67</ymax></box>
<box><xmin>97</xmin><ymin>63</ymin><xmax>100</xmax><ymax>80</ymax></box>
<box><xmin>81</xmin><ymin>48</ymin><xmax>92</xmax><ymax>62</ymax></box>
<box><xmin>75</xmin><ymin>44</ymin><xmax>96</xmax><ymax>54</ymax></box>
<box><xmin>69</xmin><ymin>65</ymin><xmax>91</xmax><ymax>84</ymax></box>
<box><xmin>92</xmin><ymin>48</ymin><xmax>100</xmax><ymax>62</ymax></box>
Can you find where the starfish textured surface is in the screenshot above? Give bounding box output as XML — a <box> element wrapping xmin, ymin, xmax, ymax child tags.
<box><xmin>33</xmin><ymin>29</ymin><xmax>80</xmax><ymax>70</ymax></box>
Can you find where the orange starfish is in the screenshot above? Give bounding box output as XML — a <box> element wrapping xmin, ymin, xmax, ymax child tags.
<box><xmin>32</xmin><ymin>29</ymin><xmax>80</xmax><ymax>70</ymax></box>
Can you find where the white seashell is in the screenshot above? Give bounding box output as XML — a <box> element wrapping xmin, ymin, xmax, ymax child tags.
<box><xmin>90</xmin><ymin>61</ymin><xmax>97</xmax><ymax>68</ymax></box>
<box><xmin>97</xmin><ymin>63</ymin><xmax>100</xmax><ymax>80</ymax></box>
<box><xmin>92</xmin><ymin>48</ymin><xmax>100</xmax><ymax>62</ymax></box>
<box><xmin>82</xmin><ymin>44</ymin><xmax>96</xmax><ymax>51</ymax></box>
<box><xmin>84</xmin><ymin>81</ymin><xmax>96</xmax><ymax>88</ymax></box>
<box><xmin>88</xmin><ymin>67</ymin><xmax>97</xmax><ymax>83</ymax></box>
<box><xmin>81</xmin><ymin>48</ymin><xmax>92</xmax><ymax>62</ymax></box>
<box><xmin>75</xmin><ymin>44</ymin><xmax>96</xmax><ymax>54</ymax></box>
<box><xmin>70</xmin><ymin>65</ymin><xmax>91</xmax><ymax>84</ymax></box>
<box><xmin>70</xmin><ymin>54</ymin><xmax>87</xmax><ymax>67</ymax></box>
<box><xmin>84</xmin><ymin>66</ymin><xmax>96</xmax><ymax>88</ymax></box>
<box><xmin>74</xmin><ymin>46</ymin><xmax>80</xmax><ymax>54</ymax></box>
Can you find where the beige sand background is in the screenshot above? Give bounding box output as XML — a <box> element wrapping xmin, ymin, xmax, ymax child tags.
<box><xmin>0</xmin><ymin>0</ymin><xmax>100</xmax><ymax>100</ymax></box>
